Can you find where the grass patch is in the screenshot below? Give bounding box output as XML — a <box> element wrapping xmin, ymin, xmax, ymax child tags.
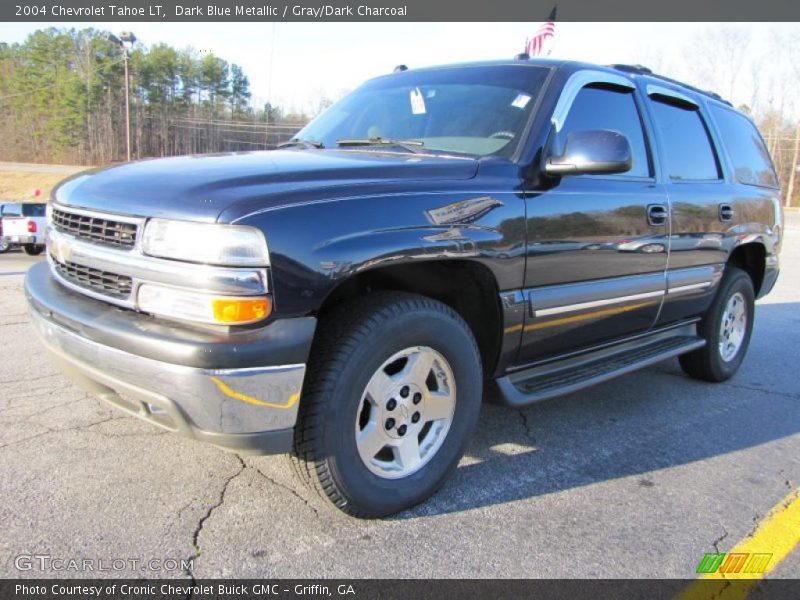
<box><xmin>0</xmin><ymin>168</ymin><xmax>88</xmax><ymax>200</ymax></box>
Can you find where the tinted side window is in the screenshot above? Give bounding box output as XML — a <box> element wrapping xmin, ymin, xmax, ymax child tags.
<box><xmin>649</xmin><ymin>99</ymin><xmax>720</xmax><ymax>181</ymax></box>
<box><xmin>561</xmin><ymin>85</ymin><xmax>651</xmax><ymax>178</ymax></box>
<box><xmin>710</xmin><ymin>105</ymin><xmax>778</xmax><ymax>188</ymax></box>
<box><xmin>22</xmin><ymin>204</ymin><xmax>46</xmax><ymax>217</ymax></box>
<box><xmin>1</xmin><ymin>204</ymin><xmax>22</xmax><ymax>216</ymax></box>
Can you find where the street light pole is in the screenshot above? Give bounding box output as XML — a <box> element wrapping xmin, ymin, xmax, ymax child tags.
<box><xmin>110</xmin><ymin>31</ymin><xmax>136</xmax><ymax>162</ymax></box>
<box><xmin>123</xmin><ymin>47</ymin><xmax>130</xmax><ymax>161</ymax></box>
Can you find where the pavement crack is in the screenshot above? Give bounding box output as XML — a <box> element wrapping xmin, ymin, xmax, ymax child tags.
<box><xmin>657</xmin><ymin>369</ymin><xmax>800</xmax><ymax>400</ymax></box>
<box><xmin>249</xmin><ymin>462</ymin><xmax>321</xmax><ymax>519</ymax></box>
<box><xmin>517</xmin><ymin>409</ymin><xmax>536</xmax><ymax>442</ymax></box>
<box><xmin>711</xmin><ymin>526</ymin><xmax>729</xmax><ymax>553</ymax></box>
<box><xmin>0</xmin><ymin>428</ymin><xmax>55</xmax><ymax>451</ymax></box>
<box><xmin>0</xmin><ymin>396</ymin><xmax>86</xmax><ymax>419</ymax></box>
<box><xmin>185</xmin><ymin>455</ymin><xmax>246</xmax><ymax>582</ymax></box>
<box><xmin>0</xmin><ymin>414</ymin><xmax>125</xmax><ymax>450</ymax></box>
<box><xmin>0</xmin><ymin>373</ymin><xmax>61</xmax><ymax>385</ymax></box>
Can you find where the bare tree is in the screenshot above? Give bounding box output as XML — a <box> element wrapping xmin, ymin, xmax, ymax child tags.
<box><xmin>779</xmin><ymin>32</ymin><xmax>800</xmax><ymax>207</ymax></box>
<box><xmin>688</xmin><ymin>26</ymin><xmax>751</xmax><ymax>100</ymax></box>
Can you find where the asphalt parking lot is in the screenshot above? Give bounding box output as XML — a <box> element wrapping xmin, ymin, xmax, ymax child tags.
<box><xmin>1</xmin><ymin>215</ymin><xmax>798</xmax><ymax>580</ymax></box>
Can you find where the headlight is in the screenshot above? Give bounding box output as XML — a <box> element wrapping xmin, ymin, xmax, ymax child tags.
<box><xmin>142</xmin><ymin>219</ymin><xmax>269</xmax><ymax>266</ymax></box>
<box><xmin>138</xmin><ymin>284</ymin><xmax>272</xmax><ymax>325</ymax></box>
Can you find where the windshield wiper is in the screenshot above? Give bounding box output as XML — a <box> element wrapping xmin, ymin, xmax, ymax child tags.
<box><xmin>277</xmin><ymin>138</ymin><xmax>324</xmax><ymax>149</ymax></box>
<box><xmin>336</xmin><ymin>137</ymin><xmax>425</xmax><ymax>153</ymax></box>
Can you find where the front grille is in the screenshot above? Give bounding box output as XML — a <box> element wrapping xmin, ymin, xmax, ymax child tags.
<box><xmin>52</xmin><ymin>208</ymin><xmax>138</xmax><ymax>249</ymax></box>
<box><xmin>52</xmin><ymin>256</ymin><xmax>132</xmax><ymax>299</ymax></box>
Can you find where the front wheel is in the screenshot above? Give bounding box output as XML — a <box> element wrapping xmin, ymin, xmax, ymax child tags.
<box><xmin>679</xmin><ymin>266</ymin><xmax>754</xmax><ymax>382</ymax></box>
<box><xmin>23</xmin><ymin>244</ymin><xmax>44</xmax><ymax>256</ymax></box>
<box><xmin>292</xmin><ymin>292</ymin><xmax>482</xmax><ymax>517</ymax></box>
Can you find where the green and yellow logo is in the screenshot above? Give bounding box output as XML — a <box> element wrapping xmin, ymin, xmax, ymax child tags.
<box><xmin>696</xmin><ymin>552</ymin><xmax>773</xmax><ymax>574</ymax></box>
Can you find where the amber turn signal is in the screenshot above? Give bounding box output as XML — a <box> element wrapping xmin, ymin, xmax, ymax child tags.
<box><xmin>212</xmin><ymin>297</ymin><xmax>272</xmax><ymax>324</ymax></box>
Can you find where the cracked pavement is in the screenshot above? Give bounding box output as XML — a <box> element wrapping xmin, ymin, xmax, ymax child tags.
<box><xmin>1</xmin><ymin>213</ymin><xmax>799</xmax><ymax>579</ymax></box>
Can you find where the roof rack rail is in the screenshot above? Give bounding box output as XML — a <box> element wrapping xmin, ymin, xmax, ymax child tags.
<box><xmin>611</xmin><ymin>64</ymin><xmax>652</xmax><ymax>75</ymax></box>
<box><xmin>608</xmin><ymin>63</ymin><xmax>732</xmax><ymax>107</ymax></box>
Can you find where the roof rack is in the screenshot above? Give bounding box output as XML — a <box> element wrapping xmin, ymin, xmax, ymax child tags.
<box><xmin>611</xmin><ymin>64</ymin><xmax>652</xmax><ymax>75</ymax></box>
<box><xmin>609</xmin><ymin>63</ymin><xmax>732</xmax><ymax>107</ymax></box>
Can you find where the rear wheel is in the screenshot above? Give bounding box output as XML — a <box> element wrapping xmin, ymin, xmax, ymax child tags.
<box><xmin>23</xmin><ymin>244</ymin><xmax>43</xmax><ymax>256</ymax></box>
<box><xmin>0</xmin><ymin>239</ymin><xmax>9</xmax><ymax>254</ymax></box>
<box><xmin>679</xmin><ymin>267</ymin><xmax>754</xmax><ymax>382</ymax></box>
<box><xmin>292</xmin><ymin>292</ymin><xmax>482</xmax><ymax>517</ymax></box>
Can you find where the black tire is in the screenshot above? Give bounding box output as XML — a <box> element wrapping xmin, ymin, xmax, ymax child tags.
<box><xmin>291</xmin><ymin>291</ymin><xmax>482</xmax><ymax>518</ymax></box>
<box><xmin>23</xmin><ymin>244</ymin><xmax>43</xmax><ymax>256</ymax></box>
<box><xmin>0</xmin><ymin>240</ymin><xmax>9</xmax><ymax>254</ymax></box>
<box><xmin>679</xmin><ymin>267</ymin><xmax>754</xmax><ymax>382</ymax></box>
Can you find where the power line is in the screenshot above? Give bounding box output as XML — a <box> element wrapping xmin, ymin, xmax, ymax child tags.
<box><xmin>165</xmin><ymin>116</ymin><xmax>303</xmax><ymax>129</ymax></box>
<box><xmin>222</xmin><ymin>139</ymin><xmax>278</xmax><ymax>147</ymax></box>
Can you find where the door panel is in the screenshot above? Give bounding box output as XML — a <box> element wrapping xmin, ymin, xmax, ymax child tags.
<box><xmin>519</xmin><ymin>177</ymin><xmax>669</xmax><ymax>362</ymax></box>
<box><xmin>656</xmin><ymin>182</ymin><xmax>774</xmax><ymax>325</ymax></box>
<box><xmin>642</xmin><ymin>86</ymin><xmax>755</xmax><ymax>326</ymax></box>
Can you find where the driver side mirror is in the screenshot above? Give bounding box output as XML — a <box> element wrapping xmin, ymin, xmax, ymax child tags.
<box><xmin>544</xmin><ymin>129</ymin><xmax>633</xmax><ymax>176</ymax></box>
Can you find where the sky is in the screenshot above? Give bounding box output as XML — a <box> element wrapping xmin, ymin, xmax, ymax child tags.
<box><xmin>0</xmin><ymin>22</ymin><xmax>797</xmax><ymax>115</ymax></box>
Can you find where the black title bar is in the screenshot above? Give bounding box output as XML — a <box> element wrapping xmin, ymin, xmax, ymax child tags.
<box><xmin>4</xmin><ymin>0</ymin><xmax>800</xmax><ymax>22</ymax></box>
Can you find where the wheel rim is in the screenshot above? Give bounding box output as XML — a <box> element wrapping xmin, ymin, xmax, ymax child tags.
<box><xmin>719</xmin><ymin>291</ymin><xmax>747</xmax><ymax>362</ymax></box>
<box><xmin>354</xmin><ymin>346</ymin><xmax>456</xmax><ymax>480</ymax></box>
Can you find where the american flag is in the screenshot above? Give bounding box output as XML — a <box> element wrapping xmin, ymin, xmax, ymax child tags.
<box><xmin>526</xmin><ymin>7</ymin><xmax>557</xmax><ymax>56</ymax></box>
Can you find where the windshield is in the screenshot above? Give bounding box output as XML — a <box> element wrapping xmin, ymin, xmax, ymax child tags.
<box><xmin>296</xmin><ymin>65</ymin><xmax>550</xmax><ymax>158</ymax></box>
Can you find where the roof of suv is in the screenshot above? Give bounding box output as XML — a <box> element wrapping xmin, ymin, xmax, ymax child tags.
<box><xmin>388</xmin><ymin>57</ymin><xmax>733</xmax><ymax>110</ymax></box>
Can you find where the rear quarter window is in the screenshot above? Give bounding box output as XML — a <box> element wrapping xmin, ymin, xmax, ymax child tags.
<box><xmin>710</xmin><ymin>105</ymin><xmax>779</xmax><ymax>188</ymax></box>
<box><xmin>649</xmin><ymin>97</ymin><xmax>720</xmax><ymax>181</ymax></box>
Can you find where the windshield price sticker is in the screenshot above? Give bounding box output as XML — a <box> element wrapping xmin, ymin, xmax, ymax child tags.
<box><xmin>511</xmin><ymin>93</ymin><xmax>532</xmax><ymax>109</ymax></box>
<box><xmin>410</xmin><ymin>87</ymin><xmax>426</xmax><ymax>114</ymax></box>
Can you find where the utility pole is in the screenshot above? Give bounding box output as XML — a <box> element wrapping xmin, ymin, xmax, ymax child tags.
<box><xmin>122</xmin><ymin>48</ymin><xmax>130</xmax><ymax>161</ymax></box>
<box><xmin>110</xmin><ymin>31</ymin><xmax>136</xmax><ymax>161</ymax></box>
<box><xmin>785</xmin><ymin>122</ymin><xmax>800</xmax><ymax>208</ymax></box>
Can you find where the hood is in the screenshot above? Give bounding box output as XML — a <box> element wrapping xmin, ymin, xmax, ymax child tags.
<box><xmin>54</xmin><ymin>150</ymin><xmax>479</xmax><ymax>222</ymax></box>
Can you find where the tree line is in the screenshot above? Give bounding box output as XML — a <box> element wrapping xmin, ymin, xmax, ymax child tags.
<box><xmin>0</xmin><ymin>27</ymin><xmax>306</xmax><ymax>166</ymax></box>
<box><xmin>0</xmin><ymin>26</ymin><xmax>798</xmax><ymax>206</ymax></box>
<box><xmin>639</xmin><ymin>26</ymin><xmax>800</xmax><ymax>207</ymax></box>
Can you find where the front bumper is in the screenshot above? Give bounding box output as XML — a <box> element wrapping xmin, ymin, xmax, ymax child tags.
<box><xmin>25</xmin><ymin>262</ymin><xmax>316</xmax><ymax>454</ymax></box>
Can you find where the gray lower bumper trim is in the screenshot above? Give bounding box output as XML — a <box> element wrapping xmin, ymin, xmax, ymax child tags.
<box><xmin>29</xmin><ymin>308</ymin><xmax>305</xmax><ymax>453</ymax></box>
<box><xmin>194</xmin><ymin>428</ymin><xmax>295</xmax><ymax>455</ymax></box>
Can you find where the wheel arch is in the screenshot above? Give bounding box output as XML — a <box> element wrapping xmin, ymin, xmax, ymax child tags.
<box><xmin>315</xmin><ymin>259</ymin><xmax>504</xmax><ymax>378</ymax></box>
<box><xmin>727</xmin><ymin>242</ymin><xmax>766</xmax><ymax>296</ymax></box>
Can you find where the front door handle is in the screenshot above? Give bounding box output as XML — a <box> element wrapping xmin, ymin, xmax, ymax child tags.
<box><xmin>719</xmin><ymin>203</ymin><xmax>734</xmax><ymax>222</ymax></box>
<box><xmin>647</xmin><ymin>204</ymin><xmax>668</xmax><ymax>227</ymax></box>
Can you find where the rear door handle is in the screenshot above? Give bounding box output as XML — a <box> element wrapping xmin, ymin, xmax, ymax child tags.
<box><xmin>719</xmin><ymin>203</ymin><xmax>734</xmax><ymax>222</ymax></box>
<box><xmin>647</xmin><ymin>204</ymin><xmax>668</xmax><ymax>227</ymax></box>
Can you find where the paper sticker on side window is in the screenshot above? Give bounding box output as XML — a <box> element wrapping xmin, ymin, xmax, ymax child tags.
<box><xmin>511</xmin><ymin>93</ymin><xmax>531</xmax><ymax>109</ymax></box>
<box><xmin>410</xmin><ymin>87</ymin><xmax>426</xmax><ymax>114</ymax></box>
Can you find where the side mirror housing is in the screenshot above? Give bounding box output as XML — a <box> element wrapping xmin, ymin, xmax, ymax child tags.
<box><xmin>544</xmin><ymin>129</ymin><xmax>633</xmax><ymax>176</ymax></box>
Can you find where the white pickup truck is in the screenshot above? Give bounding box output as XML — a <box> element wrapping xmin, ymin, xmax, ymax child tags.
<box><xmin>0</xmin><ymin>203</ymin><xmax>47</xmax><ymax>255</ymax></box>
